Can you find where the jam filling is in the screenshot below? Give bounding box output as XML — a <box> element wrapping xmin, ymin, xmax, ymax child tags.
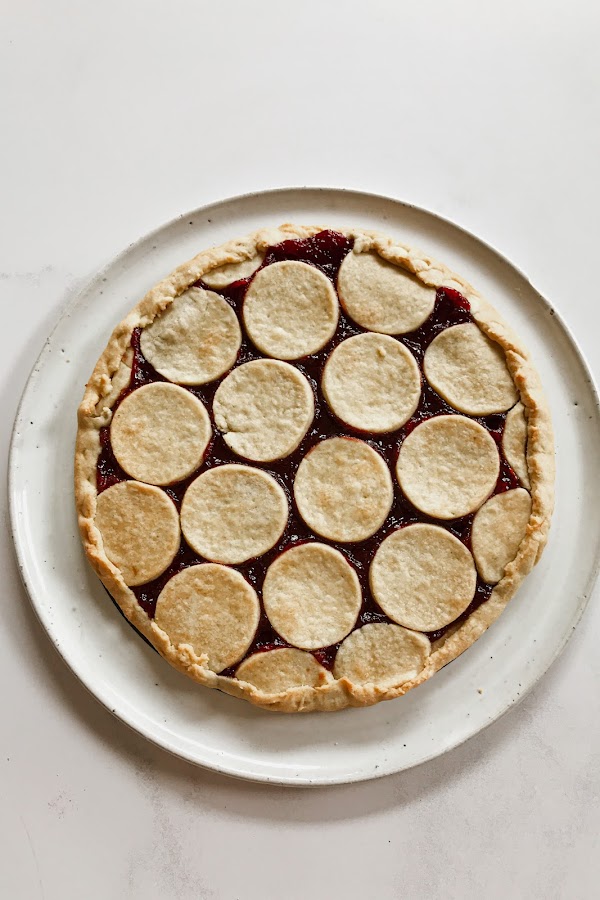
<box><xmin>96</xmin><ymin>229</ymin><xmax>520</xmax><ymax>674</ymax></box>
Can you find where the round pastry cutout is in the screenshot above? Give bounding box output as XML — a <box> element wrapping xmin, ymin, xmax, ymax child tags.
<box><xmin>294</xmin><ymin>437</ymin><xmax>393</xmax><ymax>542</ymax></box>
<box><xmin>180</xmin><ymin>464</ymin><xmax>288</xmax><ymax>564</ymax></box>
<box><xmin>110</xmin><ymin>383</ymin><xmax>211</xmax><ymax>485</ymax></box>
<box><xmin>471</xmin><ymin>488</ymin><xmax>532</xmax><ymax>584</ymax></box>
<box><xmin>140</xmin><ymin>288</ymin><xmax>241</xmax><ymax>385</ymax></box>
<box><xmin>213</xmin><ymin>359</ymin><xmax>314</xmax><ymax>462</ymax></box>
<box><xmin>95</xmin><ymin>481</ymin><xmax>180</xmax><ymax>586</ymax></box>
<box><xmin>262</xmin><ymin>543</ymin><xmax>362</xmax><ymax>650</ymax></box>
<box><xmin>337</xmin><ymin>251</ymin><xmax>435</xmax><ymax>334</ymax></box>
<box><xmin>423</xmin><ymin>323</ymin><xmax>518</xmax><ymax>415</ymax></box>
<box><xmin>202</xmin><ymin>251</ymin><xmax>265</xmax><ymax>288</ymax></box>
<box><xmin>503</xmin><ymin>402</ymin><xmax>530</xmax><ymax>489</ymax></box>
<box><xmin>243</xmin><ymin>260</ymin><xmax>338</xmax><ymax>359</ymax></box>
<box><xmin>154</xmin><ymin>564</ymin><xmax>260</xmax><ymax>672</ymax></box>
<box><xmin>236</xmin><ymin>648</ymin><xmax>331</xmax><ymax>693</ymax></box>
<box><xmin>370</xmin><ymin>523</ymin><xmax>477</xmax><ymax>631</ymax></box>
<box><xmin>334</xmin><ymin>623</ymin><xmax>431</xmax><ymax>688</ymax></box>
<box><xmin>396</xmin><ymin>415</ymin><xmax>499</xmax><ymax>519</ymax></box>
<box><xmin>322</xmin><ymin>333</ymin><xmax>421</xmax><ymax>432</ymax></box>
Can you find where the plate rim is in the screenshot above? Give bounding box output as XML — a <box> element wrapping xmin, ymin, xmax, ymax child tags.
<box><xmin>8</xmin><ymin>186</ymin><xmax>600</xmax><ymax>786</ymax></box>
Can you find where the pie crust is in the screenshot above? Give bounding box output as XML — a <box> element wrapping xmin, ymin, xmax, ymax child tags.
<box><xmin>236</xmin><ymin>647</ymin><xmax>332</xmax><ymax>692</ymax></box>
<box><xmin>294</xmin><ymin>437</ymin><xmax>394</xmax><ymax>542</ymax></box>
<box><xmin>110</xmin><ymin>382</ymin><xmax>211</xmax><ymax>485</ymax></box>
<box><xmin>76</xmin><ymin>224</ymin><xmax>554</xmax><ymax>713</ymax></box>
<box><xmin>334</xmin><ymin>623</ymin><xmax>431</xmax><ymax>689</ymax></box>
<box><xmin>139</xmin><ymin>287</ymin><xmax>241</xmax><ymax>385</ymax></box>
<box><xmin>213</xmin><ymin>359</ymin><xmax>314</xmax><ymax>462</ymax></box>
<box><xmin>262</xmin><ymin>542</ymin><xmax>362</xmax><ymax>650</ymax></box>
<box><xmin>95</xmin><ymin>481</ymin><xmax>180</xmax><ymax>586</ymax></box>
<box><xmin>322</xmin><ymin>332</ymin><xmax>421</xmax><ymax>432</ymax></box>
<box><xmin>471</xmin><ymin>488</ymin><xmax>532</xmax><ymax>584</ymax></box>
<box><xmin>202</xmin><ymin>251</ymin><xmax>265</xmax><ymax>289</ymax></box>
<box><xmin>338</xmin><ymin>250</ymin><xmax>436</xmax><ymax>334</ymax></box>
<box><xmin>243</xmin><ymin>260</ymin><xmax>339</xmax><ymax>359</ymax></box>
<box><xmin>180</xmin><ymin>464</ymin><xmax>288</xmax><ymax>565</ymax></box>
<box><xmin>370</xmin><ymin>524</ymin><xmax>477</xmax><ymax>632</ymax></box>
<box><xmin>423</xmin><ymin>322</ymin><xmax>518</xmax><ymax>415</ymax></box>
<box><xmin>503</xmin><ymin>402</ymin><xmax>530</xmax><ymax>489</ymax></box>
<box><xmin>396</xmin><ymin>415</ymin><xmax>500</xmax><ymax>519</ymax></box>
<box><xmin>154</xmin><ymin>564</ymin><xmax>260</xmax><ymax>672</ymax></box>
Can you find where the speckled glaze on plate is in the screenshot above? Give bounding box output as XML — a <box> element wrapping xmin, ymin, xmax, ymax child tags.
<box><xmin>9</xmin><ymin>188</ymin><xmax>600</xmax><ymax>784</ymax></box>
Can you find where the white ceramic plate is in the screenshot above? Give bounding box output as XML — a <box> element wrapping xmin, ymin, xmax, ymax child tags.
<box><xmin>9</xmin><ymin>188</ymin><xmax>600</xmax><ymax>785</ymax></box>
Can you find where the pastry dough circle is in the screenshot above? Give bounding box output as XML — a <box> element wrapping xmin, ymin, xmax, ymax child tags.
<box><xmin>236</xmin><ymin>648</ymin><xmax>331</xmax><ymax>692</ymax></box>
<box><xmin>243</xmin><ymin>260</ymin><xmax>339</xmax><ymax>359</ymax></box>
<box><xmin>154</xmin><ymin>564</ymin><xmax>260</xmax><ymax>672</ymax></box>
<box><xmin>370</xmin><ymin>523</ymin><xmax>477</xmax><ymax>631</ymax></box>
<box><xmin>202</xmin><ymin>252</ymin><xmax>265</xmax><ymax>288</ymax></box>
<box><xmin>471</xmin><ymin>488</ymin><xmax>532</xmax><ymax>584</ymax></box>
<box><xmin>213</xmin><ymin>359</ymin><xmax>314</xmax><ymax>462</ymax></box>
<box><xmin>294</xmin><ymin>437</ymin><xmax>393</xmax><ymax>541</ymax></box>
<box><xmin>503</xmin><ymin>402</ymin><xmax>530</xmax><ymax>489</ymax></box>
<box><xmin>334</xmin><ymin>623</ymin><xmax>431</xmax><ymax>688</ymax></box>
<box><xmin>95</xmin><ymin>481</ymin><xmax>180</xmax><ymax>586</ymax></box>
<box><xmin>337</xmin><ymin>251</ymin><xmax>435</xmax><ymax>334</ymax></box>
<box><xmin>140</xmin><ymin>288</ymin><xmax>241</xmax><ymax>385</ymax></box>
<box><xmin>322</xmin><ymin>333</ymin><xmax>421</xmax><ymax>432</ymax></box>
<box><xmin>263</xmin><ymin>543</ymin><xmax>362</xmax><ymax>650</ymax></box>
<box><xmin>180</xmin><ymin>464</ymin><xmax>288</xmax><ymax>564</ymax></box>
<box><xmin>424</xmin><ymin>323</ymin><xmax>518</xmax><ymax>415</ymax></box>
<box><xmin>396</xmin><ymin>415</ymin><xmax>499</xmax><ymax>519</ymax></box>
<box><xmin>110</xmin><ymin>383</ymin><xmax>211</xmax><ymax>485</ymax></box>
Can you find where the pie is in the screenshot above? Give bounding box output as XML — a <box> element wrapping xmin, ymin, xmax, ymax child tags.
<box><xmin>75</xmin><ymin>224</ymin><xmax>554</xmax><ymax>712</ymax></box>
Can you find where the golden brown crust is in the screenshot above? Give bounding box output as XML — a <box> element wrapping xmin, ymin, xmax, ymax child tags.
<box><xmin>75</xmin><ymin>224</ymin><xmax>555</xmax><ymax>713</ymax></box>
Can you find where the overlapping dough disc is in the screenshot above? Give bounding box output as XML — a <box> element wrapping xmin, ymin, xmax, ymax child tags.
<box><xmin>337</xmin><ymin>251</ymin><xmax>436</xmax><ymax>334</ymax></box>
<box><xmin>503</xmin><ymin>402</ymin><xmax>530</xmax><ymax>488</ymax></box>
<box><xmin>110</xmin><ymin>383</ymin><xmax>212</xmax><ymax>485</ymax></box>
<box><xmin>333</xmin><ymin>623</ymin><xmax>431</xmax><ymax>688</ymax></box>
<box><xmin>213</xmin><ymin>359</ymin><xmax>314</xmax><ymax>461</ymax></box>
<box><xmin>154</xmin><ymin>564</ymin><xmax>260</xmax><ymax>672</ymax></box>
<box><xmin>322</xmin><ymin>333</ymin><xmax>421</xmax><ymax>432</ymax></box>
<box><xmin>95</xmin><ymin>481</ymin><xmax>180</xmax><ymax>586</ymax></box>
<box><xmin>140</xmin><ymin>288</ymin><xmax>241</xmax><ymax>385</ymax></box>
<box><xmin>423</xmin><ymin>323</ymin><xmax>518</xmax><ymax>415</ymax></box>
<box><xmin>202</xmin><ymin>251</ymin><xmax>265</xmax><ymax>288</ymax></box>
<box><xmin>294</xmin><ymin>437</ymin><xmax>393</xmax><ymax>542</ymax></box>
<box><xmin>243</xmin><ymin>260</ymin><xmax>339</xmax><ymax>359</ymax></box>
<box><xmin>262</xmin><ymin>543</ymin><xmax>362</xmax><ymax>650</ymax></box>
<box><xmin>370</xmin><ymin>524</ymin><xmax>477</xmax><ymax>631</ymax></box>
<box><xmin>396</xmin><ymin>415</ymin><xmax>499</xmax><ymax>519</ymax></box>
<box><xmin>471</xmin><ymin>488</ymin><xmax>532</xmax><ymax>584</ymax></box>
<box><xmin>180</xmin><ymin>464</ymin><xmax>288</xmax><ymax>564</ymax></box>
<box><xmin>236</xmin><ymin>648</ymin><xmax>331</xmax><ymax>693</ymax></box>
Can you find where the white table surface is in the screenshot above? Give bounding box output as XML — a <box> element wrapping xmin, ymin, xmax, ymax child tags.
<box><xmin>1</xmin><ymin>2</ymin><xmax>599</xmax><ymax>897</ymax></box>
